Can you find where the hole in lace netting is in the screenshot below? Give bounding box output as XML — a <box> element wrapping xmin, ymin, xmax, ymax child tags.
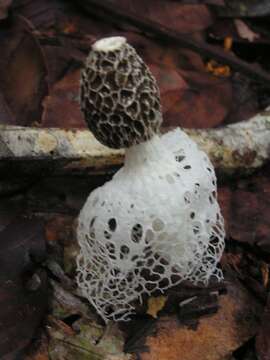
<box><xmin>104</xmin><ymin>230</ymin><xmax>111</xmax><ymax>239</ymax></box>
<box><xmin>90</xmin><ymin>217</ymin><xmax>96</xmax><ymax>228</ymax></box>
<box><xmin>153</xmin><ymin>265</ymin><xmax>165</xmax><ymax>274</ymax></box>
<box><xmin>111</xmin><ymin>267</ymin><xmax>120</xmax><ymax>276</ymax></box>
<box><xmin>145</xmin><ymin>283</ymin><xmax>157</xmax><ymax>291</ymax></box>
<box><xmin>184</xmin><ymin>165</ymin><xmax>192</xmax><ymax>170</ymax></box>
<box><xmin>86</xmin><ymin>235</ymin><xmax>95</xmax><ymax>246</ymax></box>
<box><xmin>171</xmin><ymin>274</ymin><xmax>181</xmax><ymax>284</ymax></box>
<box><xmin>193</xmin><ymin>222</ymin><xmax>202</xmax><ymax>234</ymax></box>
<box><xmin>108</xmin><ymin>218</ymin><xmax>117</xmax><ymax>232</ymax></box>
<box><xmin>171</xmin><ymin>264</ymin><xmax>181</xmax><ymax>273</ymax></box>
<box><xmin>194</xmin><ymin>183</ymin><xmax>200</xmax><ymax>196</ymax></box>
<box><xmin>212</xmin><ymin>224</ymin><xmax>224</xmax><ymax>238</ymax></box>
<box><xmin>108</xmin><ymin>280</ymin><xmax>117</xmax><ymax>290</ymax></box>
<box><xmin>89</xmin><ymin>230</ymin><xmax>95</xmax><ymax>239</ymax></box>
<box><xmin>120</xmin><ymin>245</ymin><xmax>130</xmax><ymax>260</ymax></box>
<box><xmin>143</xmin><ymin>246</ymin><xmax>153</xmax><ymax>258</ymax></box>
<box><xmin>146</xmin><ymin>258</ymin><xmax>154</xmax><ymax>267</ymax></box>
<box><xmin>160</xmin><ymin>256</ymin><xmax>170</xmax><ymax>266</ymax></box>
<box><xmin>106</xmin><ymin>242</ymin><xmax>115</xmax><ymax>253</ymax></box>
<box><xmin>85</xmin><ymin>274</ymin><xmax>92</xmax><ymax>282</ymax></box>
<box><xmin>175</xmin><ymin>155</ymin><xmax>185</xmax><ymax>162</ymax></box>
<box><xmin>209</xmin><ymin>236</ymin><xmax>220</xmax><ymax>247</ymax></box>
<box><xmin>152</xmin><ymin>218</ymin><xmax>165</xmax><ymax>232</ymax></box>
<box><xmin>77</xmin><ymin>272</ymin><xmax>84</xmax><ymax>283</ymax></box>
<box><xmin>131</xmin><ymin>224</ymin><xmax>143</xmax><ymax>243</ymax></box>
<box><xmin>159</xmin><ymin>278</ymin><xmax>169</xmax><ymax>288</ymax></box>
<box><xmin>184</xmin><ymin>191</ymin><xmax>191</xmax><ymax>204</ymax></box>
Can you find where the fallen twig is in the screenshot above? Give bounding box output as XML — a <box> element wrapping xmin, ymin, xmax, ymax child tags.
<box><xmin>0</xmin><ymin>110</ymin><xmax>269</xmax><ymax>177</ymax></box>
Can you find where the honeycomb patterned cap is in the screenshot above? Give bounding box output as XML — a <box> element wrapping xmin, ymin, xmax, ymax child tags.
<box><xmin>80</xmin><ymin>37</ymin><xmax>162</xmax><ymax>149</ymax></box>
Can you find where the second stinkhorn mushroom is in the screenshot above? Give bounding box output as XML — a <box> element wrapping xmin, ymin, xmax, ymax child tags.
<box><xmin>77</xmin><ymin>36</ymin><xmax>225</xmax><ymax>322</ymax></box>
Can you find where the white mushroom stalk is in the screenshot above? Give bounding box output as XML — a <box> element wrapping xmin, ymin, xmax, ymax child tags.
<box><xmin>77</xmin><ymin>37</ymin><xmax>225</xmax><ymax>322</ymax></box>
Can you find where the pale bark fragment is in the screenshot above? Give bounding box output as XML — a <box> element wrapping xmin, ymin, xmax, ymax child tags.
<box><xmin>186</xmin><ymin>109</ymin><xmax>270</xmax><ymax>175</ymax></box>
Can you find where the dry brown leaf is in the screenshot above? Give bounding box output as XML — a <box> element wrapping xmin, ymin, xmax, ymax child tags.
<box><xmin>256</xmin><ymin>294</ymin><xmax>270</xmax><ymax>360</ymax></box>
<box><xmin>0</xmin><ymin>217</ymin><xmax>48</xmax><ymax>359</ymax></box>
<box><xmin>111</xmin><ymin>1</ymin><xmax>213</xmax><ymax>34</ymax></box>
<box><xmin>164</xmin><ymin>71</ymin><xmax>232</xmax><ymax>128</ymax></box>
<box><xmin>150</xmin><ymin>63</ymin><xmax>189</xmax><ymax>115</ymax></box>
<box><xmin>48</xmin><ymin>316</ymin><xmax>75</xmax><ymax>336</ymax></box>
<box><xmin>140</xmin><ymin>279</ymin><xmax>262</xmax><ymax>360</ymax></box>
<box><xmin>48</xmin><ymin>317</ymin><xmax>132</xmax><ymax>360</ymax></box>
<box><xmin>25</xmin><ymin>334</ymin><xmax>49</xmax><ymax>360</ymax></box>
<box><xmin>219</xmin><ymin>169</ymin><xmax>270</xmax><ymax>252</ymax></box>
<box><xmin>0</xmin><ymin>90</ymin><xmax>15</xmax><ymax>124</ymax></box>
<box><xmin>0</xmin><ymin>0</ymin><xmax>12</xmax><ymax>20</ymax></box>
<box><xmin>41</xmin><ymin>70</ymin><xmax>85</xmax><ymax>128</ymax></box>
<box><xmin>26</xmin><ymin>352</ymin><xmax>49</xmax><ymax>360</ymax></box>
<box><xmin>224</xmin><ymin>36</ymin><xmax>233</xmax><ymax>51</ymax></box>
<box><xmin>261</xmin><ymin>263</ymin><xmax>269</xmax><ymax>288</ymax></box>
<box><xmin>0</xmin><ymin>16</ymin><xmax>48</xmax><ymax>126</ymax></box>
<box><xmin>45</xmin><ymin>215</ymin><xmax>75</xmax><ymax>245</ymax></box>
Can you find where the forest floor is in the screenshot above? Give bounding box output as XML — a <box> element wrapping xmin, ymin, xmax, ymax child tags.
<box><xmin>1</xmin><ymin>1</ymin><xmax>270</xmax><ymax>359</ymax></box>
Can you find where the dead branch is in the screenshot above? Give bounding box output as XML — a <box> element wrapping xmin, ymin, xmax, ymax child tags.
<box><xmin>0</xmin><ymin>109</ymin><xmax>269</xmax><ymax>177</ymax></box>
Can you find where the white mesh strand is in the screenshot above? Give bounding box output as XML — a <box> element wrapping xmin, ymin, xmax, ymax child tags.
<box><xmin>76</xmin><ymin>128</ymin><xmax>225</xmax><ymax>322</ymax></box>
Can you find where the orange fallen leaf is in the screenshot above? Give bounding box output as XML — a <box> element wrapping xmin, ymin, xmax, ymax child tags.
<box><xmin>147</xmin><ymin>296</ymin><xmax>167</xmax><ymax>318</ymax></box>
<box><xmin>62</xmin><ymin>22</ymin><xmax>77</xmax><ymax>35</ymax></box>
<box><xmin>224</xmin><ymin>36</ymin><xmax>233</xmax><ymax>51</ymax></box>
<box><xmin>261</xmin><ymin>263</ymin><xmax>269</xmax><ymax>288</ymax></box>
<box><xmin>45</xmin><ymin>215</ymin><xmax>74</xmax><ymax>245</ymax></box>
<box><xmin>42</xmin><ymin>70</ymin><xmax>85</xmax><ymax>128</ymax></box>
<box><xmin>26</xmin><ymin>352</ymin><xmax>49</xmax><ymax>360</ymax></box>
<box><xmin>48</xmin><ymin>316</ymin><xmax>75</xmax><ymax>336</ymax></box>
<box><xmin>206</xmin><ymin>60</ymin><xmax>231</xmax><ymax>77</ymax></box>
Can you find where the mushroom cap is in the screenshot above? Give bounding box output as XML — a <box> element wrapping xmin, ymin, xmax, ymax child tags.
<box><xmin>80</xmin><ymin>36</ymin><xmax>162</xmax><ymax>149</ymax></box>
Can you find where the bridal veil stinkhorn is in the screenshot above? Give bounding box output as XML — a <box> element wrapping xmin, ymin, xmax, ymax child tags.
<box><xmin>77</xmin><ymin>36</ymin><xmax>225</xmax><ymax>322</ymax></box>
